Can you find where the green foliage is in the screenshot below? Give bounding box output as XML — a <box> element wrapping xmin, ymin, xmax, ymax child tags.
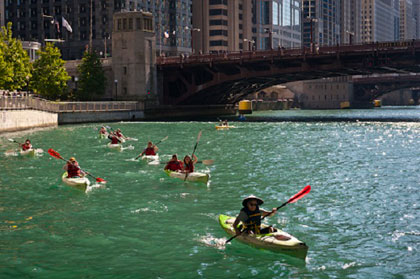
<box><xmin>76</xmin><ymin>51</ymin><xmax>106</xmax><ymax>100</ymax></box>
<box><xmin>30</xmin><ymin>43</ymin><xmax>70</xmax><ymax>100</ymax></box>
<box><xmin>0</xmin><ymin>22</ymin><xmax>31</xmax><ymax>91</ymax></box>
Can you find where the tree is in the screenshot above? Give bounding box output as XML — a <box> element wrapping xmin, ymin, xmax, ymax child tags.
<box><xmin>76</xmin><ymin>51</ymin><xmax>106</xmax><ymax>100</ymax></box>
<box><xmin>30</xmin><ymin>43</ymin><xmax>70</xmax><ymax>100</ymax></box>
<box><xmin>0</xmin><ymin>40</ymin><xmax>13</xmax><ymax>89</ymax></box>
<box><xmin>0</xmin><ymin>22</ymin><xmax>31</xmax><ymax>91</ymax></box>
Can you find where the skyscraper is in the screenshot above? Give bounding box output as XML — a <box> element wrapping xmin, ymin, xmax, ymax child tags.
<box><xmin>192</xmin><ymin>0</ymin><xmax>253</xmax><ymax>53</ymax></box>
<box><xmin>254</xmin><ymin>0</ymin><xmax>301</xmax><ymax>50</ymax></box>
<box><xmin>400</xmin><ymin>0</ymin><xmax>416</xmax><ymax>40</ymax></box>
<box><xmin>0</xmin><ymin>0</ymin><xmax>4</xmax><ymax>27</ymax></box>
<box><xmin>341</xmin><ymin>0</ymin><xmax>362</xmax><ymax>44</ymax></box>
<box><xmin>301</xmin><ymin>0</ymin><xmax>341</xmax><ymax>48</ymax></box>
<box><xmin>4</xmin><ymin>0</ymin><xmax>192</xmax><ymax>60</ymax></box>
<box><xmin>361</xmin><ymin>0</ymin><xmax>400</xmax><ymax>43</ymax></box>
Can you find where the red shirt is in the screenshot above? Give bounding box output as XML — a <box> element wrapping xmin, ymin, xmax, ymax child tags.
<box><xmin>67</xmin><ymin>163</ymin><xmax>81</xmax><ymax>177</ymax></box>
<box><xmin>183</xmin><ymin>162</ymin><xmax>194</xmax><ymax>173</ymax></box>
<box><xmin>22</xmin><ymin>143</ymin><xmax>32</xmax><ymax>151</ymax></box>
<box><xmin>144</xmin><ymin>147</ymin><xmax>156</xmax><ymax>156</ymax></box>
<box><xmin>165</xmin><ymin>160</ymin><xmax>184</xmax><ymax>171</ymax></box>
<box><xmin>110</xmin><ymin>136</ymin><xmax>120</xmax><ymax>144</ymax></box>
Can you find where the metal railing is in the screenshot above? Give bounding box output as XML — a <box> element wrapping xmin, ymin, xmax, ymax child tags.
<box><xmin>0</xmin><ymin>93</ymin><xmax>144</xmax><ymax>112</ymax></box>
<box><xmin>156</xmin><ymin>40</ymin><xmax>420</xmax><ymax>66</ymax></box>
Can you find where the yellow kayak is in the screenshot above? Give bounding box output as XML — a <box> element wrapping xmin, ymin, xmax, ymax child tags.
<box><xmin>215</xmin><ymin>125</ymin><xmax>236</xmax><ymax>130</ymax></box>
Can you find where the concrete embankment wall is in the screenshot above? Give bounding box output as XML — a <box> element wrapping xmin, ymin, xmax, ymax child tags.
<box><xmin>58</xmin><ymin>111</ymin><xmax>145</xmax><ymax>124</ymax></box>
<box><xmin>0</xmin><ymin>110</ymin><xmax>58</xmax><ymax>133</ymax></box>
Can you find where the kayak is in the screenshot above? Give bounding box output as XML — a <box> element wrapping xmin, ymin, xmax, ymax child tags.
<box><xmin>62</xmin><ymin>172</ymin><xmax>90</xmax><ymax>191</ymax></box>
<box><xmin>99</xmin><ymin>132</ymin><xmax>108</xmax><ymax>139</ymax></box>
<box><xmin>164</xmin><ymin>170</ymin><xmax>209</xmax><ymax>184</ymax></box>
<box><xmin>219</xmin><ymin>214</ymin><xmax>308</xmax><ymax>259</ymax></box>
<box><xmin>215</xmin><ymin>125</ymin><xmax>236</xmax><ymax>130</ymax></box>
<box><xmin>141</xmin><ymin>155</ymin><xmax>159</xmax><ymax>164</ymax></box>
<box><xmin>107</xmin><ymin>143</ymin><xmax>122</xmax><ymax>151</ymax></box>
<box><xmin>117</xmin><ymin>137</ymin><xmax>126</xmax><ymax>143</ymax></box>
<box><xmin>20</xmin><ymin>149</ymin><xmax>35</xmax><ymax>157</ymax></box>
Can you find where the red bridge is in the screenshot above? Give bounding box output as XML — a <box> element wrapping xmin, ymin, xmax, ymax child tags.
<box><xmin>156</xmin><ymin>40</ymin><xmax>420</xmax><ymax>105</ymax></box>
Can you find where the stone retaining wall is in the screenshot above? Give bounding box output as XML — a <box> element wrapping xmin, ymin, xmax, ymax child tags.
<box><xmin>0</xmin><ymin>110</ymin><xmax>58</xmax><ymax>133</ymax></box>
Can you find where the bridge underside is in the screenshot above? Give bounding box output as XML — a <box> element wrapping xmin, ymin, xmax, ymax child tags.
<box><xmin>159</xmin><ymin>45</ymin><xmax>420</xmax><ymax>105</ymax></box>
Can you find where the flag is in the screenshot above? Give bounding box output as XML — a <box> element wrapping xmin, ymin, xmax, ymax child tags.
<box><xmin>164</xmin><ymin>31</ymin><xmax>169</xmax><ymax>38</ymax></box>
<box><xmin>62</xmin><ymin>17</ymin><xmax>73</xmax><ymax>33</ymax></box>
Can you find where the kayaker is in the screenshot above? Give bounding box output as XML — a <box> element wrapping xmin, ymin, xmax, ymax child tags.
<box><xmin>115</xmin><ymin>128</ymin><xmax>126</xmax><ymax>140</ymax></box>
<box><xmin>223</xmin><ymin>120</ymin><xmax>228</xmax><ymax>126</ymax></box>
<box><xmin>108</xmin><ymin>132</ymin><xmax>121</xmax><ymax>145</ymax></box>
<box><xmin>232</xmin><ymin>195</ymin><xmax>277</xmax><ymax>235</ymax></box>
<box><xmin>63</xmin><ymin>157</ymin><xmax>84</xmax><ymax>178</ymax></box>
<box><xmin>182</xmin><ymin>154</ymin><xmax>197</xmax><ymax>173</ymax></box>
<box><xmin>164</xmin><ymin>154</ymin><xmax>184</xmax><ymax>172</ymax></box>
<box><xmin>20</xmin><ymin>139</ymin><xmax>32</xmax><ymax>151</ymax></box>
<box><xmin>99</xmin><ymin>126</ymin><xmax>107</xmax><ymax>134</ymax></box>
<box><xmin>139</xmin><ymin>141</ymin><xmax>158</xmax><ymax>156</ymax></box>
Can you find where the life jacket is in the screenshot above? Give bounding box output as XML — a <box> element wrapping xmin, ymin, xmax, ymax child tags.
<box><xmin>109</xmin><ymin>135</ymin><xmax>120</xmax><ymax>144</ymax></box>
<box><xmin>241</xmin><ymin>206</ymin><xmax>262</xmax><ymax>234</ymax></box>
<box><xmin>116</xmin><ymin>131</ymin><xmax>123</xmax><ymax>138</ymax></box>
<box><xmin>144</xmin><ymin>147</ymin><xmax>156</xmax><ymax>156</ymax></box>
<box><xmin>22</xmin><ymin>144</ymin><xmax>32</xmax><ymax>151</ymax></box>
<box><xmin>67</xmin><ymin>163</ymin><xmax>81</xmax><ymax>178</ymax></box>
<box><xmin>165</xmin><ymin>160</ymin><xmax>183</xmax><ymax>171</ymax></box>
<box><xmin>100</xmin><ymin>129</ymin><xmax>107</xmax><ymax>134</ymax></box>
<box><xmin>184</xmin><ymin>162</ymin><xmax>194</xmax><ymax>173</ymax></box>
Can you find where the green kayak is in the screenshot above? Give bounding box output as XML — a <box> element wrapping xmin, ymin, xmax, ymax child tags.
<box><xmin>219</xmin><ymin>214</ymin><xmax>308</xmax><ymax>259</ymax></box>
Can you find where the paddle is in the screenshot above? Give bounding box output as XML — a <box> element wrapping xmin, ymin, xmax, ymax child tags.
<box><xmin>160</xmin><ymin>159</ymin><xmax>214</xmax><ymax>166</ymax></box>
<box><xmin>225</xmin><ymin>185</ymin><xmax>311</xmax><ymax>244</ymax></box>
<box><xmin>47</xmin><ymin>148</ymin><xmax>106</xmax><ymax>183</ymax></box>
<box><xmin>135</xmin><ymin>136</ymin><xmax>169</xmax><ymax>160</ymax></box>
<box><xmin>8</xmin><ymin>138</ymin><xmax>21</xmax><ymax>145</ymax></box>
<box><xmin>184</xmin><ymin>130</ymin><xmax>202</xmax><ymax>181</ymax></box>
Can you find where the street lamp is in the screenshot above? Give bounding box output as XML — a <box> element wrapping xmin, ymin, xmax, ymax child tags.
<box><xmin>185</xmin><ymin>26</ymin><xmax>201</xmax><ymax>54</ymax></box>
<box><xmin>114</xmin><ymin>79</ymin><xmax>118</xmax><ymax>101</ymax></box>
<box><xmin>74</xmin><ymin>77</ymin><xmax>78</xmax><ymax>92</ymax></box>
<box><xmin>244</xmin><ymin>38</ymin><xmax>255</xmax><ymax>51</ymax></box>
<box><xmin>306</xmin><ymin>17</ymin><xmax>318</xmax><ymax>53</ymax></box>
<box><xmin>346</xmin><ymin>30</ymin><xmax>355</xmax><ymax>45</ymax></box>
<box><xmin>264</xmin><ymin>28</ymin><xmax>273</xmax><ymax>50</ymax></box>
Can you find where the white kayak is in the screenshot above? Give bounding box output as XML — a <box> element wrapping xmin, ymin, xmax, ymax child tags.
<box><xmin>141</xmin><ymin>155</ymin><xmax>159</xmax><ymax>163</ymax></box>
<box><xmin>62</xmin><ymin>172</ymin><xmax>90</xmax><ymax>191</ymax></box>
<box><xmin>219</xmin><ymin>214</ymin><xmax>308</xmax><ymax>259</ymax></box>
<box><xmin>99</xmin><ymin>133</ymin><xmax>108</xmax><ymax>139</ymax></box>
<box><xmin>117</xmin><ymin>137</ymin><xmax>126</xmax><ymax>143</ymax></box>
<box><xmin>164</xmin><ymin>170</ymin><xmax>209</xmax><ymax>184</ymax></box>
<box><xmin>20</xmin><ymin>149</ymin><xmax>35</xmax><ymax>157</ymax></box>
<box><xmin>107</xmin><ymin>143</ymin><xmax>122</xmax><ymax>151</ymax></box>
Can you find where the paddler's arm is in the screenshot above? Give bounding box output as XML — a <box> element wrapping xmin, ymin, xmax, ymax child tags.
<box><xmin>192</xmin><ymin>154</ymin><xmax>198</xmax><ymax>164</ymax></box>
<box><xmin>261</xmin><ymin>208</ymin><xmax>277</xmax><ymax>218</ymax></box>
<box><xmin>233</xmin><ymin>217</ymin><xmax>242</xmax><ymax>235</ymax></box>
<box><xmin>139</xmin><ymin>149</ymin><xmax>146</xmax><ymax>156</ymax></box>
<box><xmin>153</xmin><ymin>145</ymin><xmax>159</xmax><ymax>153</ymax></box>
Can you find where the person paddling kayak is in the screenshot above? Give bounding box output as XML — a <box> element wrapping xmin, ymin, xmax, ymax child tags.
<box><xmin>232</xmin><ymin>195</ymin><xmax>277</xmax><ymax>236</ymax></box>
<box><xmin>99</xmin><ymin>126</ymin><xmax>107</xmax><ymax>135</ymax></box>
<box><xmin>20</xmin><ymin>139</ymin><xmax>32</xmax><ymax>151</ymax></box>
<box><xmin>108</xmin><ymin>132</ymin><xmax>122</xmax><ymax>144</ymax></box>
<box><xmin>63</xmin><ymin>157</ymin><xmax>85</xmax><ymax>178</ymax></box>
<box><xmin>182</xmin><ymin>154</ymin><xmax>197</xmax><ymax>173</ymax></box>
<box><xmin>164</xmin><ymin>154</ymin><xmax>184</xmax><ymax>172</ymax></box>
<box><xmin>139</xmin><ymin>141</ymin><xmax>158</xmax><ymax>156</ymax></box>
<box><xmin>115</xmin><ymin>128</ymin><xmax>126</xmax><ymax>140</ymax></box>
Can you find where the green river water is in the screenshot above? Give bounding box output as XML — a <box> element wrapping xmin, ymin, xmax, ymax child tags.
<box><xmin>1</xmin><ymin>108</ymin><xmax>419</xmax><ymax>278</ymax></box>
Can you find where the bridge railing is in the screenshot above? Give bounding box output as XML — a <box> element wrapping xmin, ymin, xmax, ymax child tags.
<box><xmin>0</xmin><ymin>93</ymin><xmax>144</xmax><ymax>112</ymax></box>
<box><xmin>157</xmin><ymin>40</ymin><xmax>420</xmax><ymax>66</ymax></box>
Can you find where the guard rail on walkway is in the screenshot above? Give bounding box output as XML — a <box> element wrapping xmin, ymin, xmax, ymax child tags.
<box><xmin>0</xmin><ymin>95</ymin><xmax>144</xmax><ymax>112</ymax></box>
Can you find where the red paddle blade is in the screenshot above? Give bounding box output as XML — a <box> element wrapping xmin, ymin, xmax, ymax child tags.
<box><xmin>287</xmin><ymin>185</ymin><xmax>311</xmax><ymax>204</ymax></box>
<box><xmin>96</xmin><ymin>177</ymin><xmax>106</xmax><ymax>183</ymax></box>
<box><xmin>48</xmin><ymin>148</ymin><xmax>63</xmax><ymax>160</ymax></box>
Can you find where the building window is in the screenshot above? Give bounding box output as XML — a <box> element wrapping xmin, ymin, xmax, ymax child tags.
<box><xmin>210</xmin><ymin>19</ymin><xmax>228</xmax><ymax>26</ymax></box>
<box><xmin>128</xmin><ymin>18</ymin><xmax>133</xmax><ymax>30</ymax></box>
<box><xmin>209</xmin><ymin>0</ymin><xmax>228</xmax><ymax>5</ymax></box>
<box><xmin>136</xmin><ymin>18</ymin><xmax>141</xmax><ymax>30</ymax></box>
<box><xmin>210</xmin><ymin>40</ymin><xmax>228</xmax><ymax>46</ymax></box>
<box><xmin>123</xmin><ymin>19</ymin><xmax>127</xmax><ymax>30</ymax></box>
<box><xmin>209</xmin><ymin>30</ymin><xmax>228</xmax><ymax>36</ymax></box>
<box><xmin>124</xmin><ymin>66</ymin><xmax>127</xmax><ymax>75</ymax></box>
<box><xmin>209</xmin><ymin>9</ymin><xmax>228</xmax><ymax>16</ymax></box>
